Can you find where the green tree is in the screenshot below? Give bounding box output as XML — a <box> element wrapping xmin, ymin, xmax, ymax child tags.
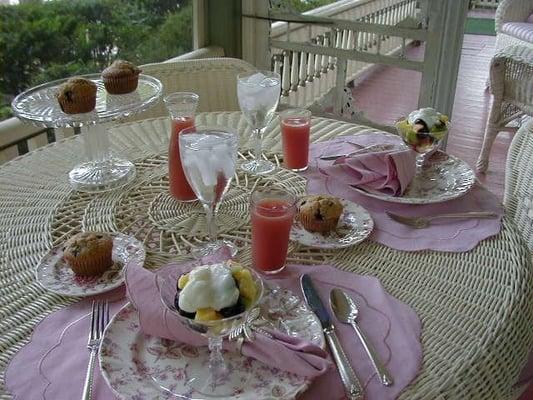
<box><xmin>0</xmin><ymin>0</ymin><xmax>192</xmax><ymax>120</ymax></box>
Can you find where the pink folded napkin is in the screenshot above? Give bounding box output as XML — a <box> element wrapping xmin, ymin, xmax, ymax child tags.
<box><xmin>314</xmin><ymin>133</ymin><xmax>416</xmax><ymax>196</ymax></box>
<box><xmin>125</xmin><ymin>252</ymin><xmax>332</xmax><ymax>379</ymax></box>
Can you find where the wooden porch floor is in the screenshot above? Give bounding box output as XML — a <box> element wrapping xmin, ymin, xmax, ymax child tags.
<box><xmin>351</xmin><ymin>34</ymin><xmax>510</xmax><ymax>200</ymax></box>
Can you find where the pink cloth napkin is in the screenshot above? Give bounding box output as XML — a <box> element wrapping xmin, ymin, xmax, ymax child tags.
<box><xmin>126</xmin><ymin>253</ymin><xmax>332</xmax><ymax>379</ymax></box>
<box><xmin>6</xmin><ymin>259</ymin><xmax>423</xmax><ymax>400</ymax></box>
<box><xmin>303</xmin><ymin>132</ymin><xmax>504</xmax><ymax>252</ymax></box>
<box><xmin>314</xmin><ymin>133</ymin><xmax>416</xmax><ymax>196</ymax></box>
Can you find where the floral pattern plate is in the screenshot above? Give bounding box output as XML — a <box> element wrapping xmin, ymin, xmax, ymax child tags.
<box><xmin>35</xmin><ymin>233</ymin><xmax>145</xmax><ymax>297</ymax></box>
<box><xmin>99</xmin><ymin>286</ymin><xmax>325</xmax><ymax>400</ymax></box>
<box><xmin>354</xmin><ymin>152</ymin><xmax>476</xmax><ymax>204</ymax></box>
<box><xmin>290</xmin><ymin>199</ymin><xmax>374</xmax><ymax>249</ymax></box>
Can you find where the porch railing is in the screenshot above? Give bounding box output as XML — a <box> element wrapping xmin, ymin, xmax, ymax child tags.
<box><xmin>269</xmin><ymin>0</ymin><xmax>419</xmax><ymax>109</ymax></box>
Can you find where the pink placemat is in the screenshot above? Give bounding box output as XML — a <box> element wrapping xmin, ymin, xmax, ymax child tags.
<box><xmin>6</xmin><ymin>262</ymin><xmax>422</xmax><ymax>400</ymax></box>
<box><xmin>303</xmin><ymin>133</ymin><xmax>504</xmax><ymax>252</ymax></box>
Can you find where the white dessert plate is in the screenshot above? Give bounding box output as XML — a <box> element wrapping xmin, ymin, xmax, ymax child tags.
<box><xmin>354</xmin><ymin>152</ymin><xmax>475</xmax><ymax>204</ymax></box>
<box><xmin>35</xmin><ymin>233</ymin><xmax>145</xmax><ymax>297</ymax></box>
<box><xmin>291</xmin><ymin>199</ymin><xmax>374</xmax><ymax>249</ymax></box>
<box><xmin>99</xmin><ymin>286</ymin><xmax>325</xmax><ymax>400</ymax></box>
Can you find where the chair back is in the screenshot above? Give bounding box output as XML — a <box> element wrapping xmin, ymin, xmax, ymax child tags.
<box><xmin>504</xmin><ymin>118</ymin><xmax>533</xmax><ymax>252</ymax></box>
<box><xmin>127</xmin><ymin>57</ymin><xmax>256</xmax><ymax>121</ymax></box>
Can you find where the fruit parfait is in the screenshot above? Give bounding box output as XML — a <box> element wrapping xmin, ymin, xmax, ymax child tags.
<box><xmin>174</xmin><ymin>262</ymin><xmax>262</xmax><ymax>330</ymax></box>
<box><xmin>159</xmin><ymin>261</ymin><xmax>264</xmax><ymax>396</ymax></box>
<box><xmin>396</xmin><ymin>108</ymin><xmax>449</xmax><ymax>173</ymax></box>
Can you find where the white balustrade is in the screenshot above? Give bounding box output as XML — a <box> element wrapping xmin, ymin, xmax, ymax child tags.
<box><xmin>271</xmin><ymin>0</ymin><xmax>420</xmax><ymax>108</ymax></box>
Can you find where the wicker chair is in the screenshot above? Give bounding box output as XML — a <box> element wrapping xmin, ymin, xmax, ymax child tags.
<box><xmin>476</xmin><ymin>45</ymin><xmax>533</xmax><ymax>172</ymax></box>
<box><xmin>125</xmin><ymin>57</ymin><xmax>256</xmax><ymax>122</ymax></box>
<box><xmin>494</xmin><ymin>0</ymin><xmax>533</xmax><ymax>53</ymax></box>
<box><xmin>504</xmin><ymin>117</ymin><xmax>533</xmax><ymax>253</ymax></box>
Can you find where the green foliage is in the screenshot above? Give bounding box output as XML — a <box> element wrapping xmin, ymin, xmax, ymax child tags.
<box><xmin>0</xmin><ymin>0</ymin><xmax>192</xmax><ymax>118</ymax></box>
<box><xmin>0</xmin><ymin>104</ymin><xmax>12</xmax><ymax>121</ymax></box>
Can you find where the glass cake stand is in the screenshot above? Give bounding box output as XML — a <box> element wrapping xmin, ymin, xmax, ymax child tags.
<box><xmin>11</xmin><ymin>73</ymin><xmax>162</xmax><ymax>192</ymax></box>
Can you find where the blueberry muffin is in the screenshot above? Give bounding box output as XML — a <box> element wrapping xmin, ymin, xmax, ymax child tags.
<box><xmin>297</xmin><ymin>195</ymin><xmax>344</xmax><ymax>234</ymax></box>
<box><xmin>174</xmin><ymin>262</ymin><xmax>259</xmax><ymax>322</ymax></box>
<box><xmin>102</xmin><ymin>60</ymin><xmax>141</xmax><ymax>94</ymax></box>
<box><xmin>63</xmin><ymin>232</ymin><xmax>114</xmax><ymax>276</ymax></box>
<box><xmin>56</xmin><ymin>77</ymin><xmax>97</xmax><ymax>114</ymax></box>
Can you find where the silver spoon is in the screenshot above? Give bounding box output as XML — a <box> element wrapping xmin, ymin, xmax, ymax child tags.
<box><xmin>330</xmin><ymin>288</ymin><xmax>393</xmax><ymax>386</ymax></box>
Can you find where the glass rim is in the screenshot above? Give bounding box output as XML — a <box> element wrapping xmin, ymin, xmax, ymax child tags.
<box><xmin>163</xmin><ymin>91</ymin><xmax>199</xmax><ymax>105</ymax></box>
<box><xmin>179</xmin><ymin>126</ymin><xmax>239</xmax><ymax>149</ymax></box>
<box><xmin>237</xmin><ymin>70</ymin><xmax>281</xmax><ymax>82</ymax></box>
<box><xmin>280</xmin><ymin>108</ymin><xmax>312</xmax><ymax>120</ymax></box>
<box><xmin>250</xmin><ymin>186</ymin><xmax>298</xmax><ymax>210</ymax></box>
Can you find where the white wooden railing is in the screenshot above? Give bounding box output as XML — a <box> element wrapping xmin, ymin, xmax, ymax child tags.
<box><xmin>269</xmin><ymin>0</ymin><xmax>419</xmax><ymax>108</ymax></box>
<box><xmin>266</xmin><ymin>0</ymin><xmax>469</xmax><ymax>144</ymax></box>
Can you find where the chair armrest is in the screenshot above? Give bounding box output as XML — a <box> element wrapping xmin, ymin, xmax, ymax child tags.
<box><xmin>490</xmin><ymin>46</ymin><xmax>533</xmax><ymax>103</ymax></box>
<box><xmin>495</xmin><ymin>0</ymin><xmax>533</xmax><ymax>33</ymax></box>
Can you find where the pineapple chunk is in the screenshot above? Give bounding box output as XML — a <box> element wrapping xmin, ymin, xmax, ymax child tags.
<box><xmin>229</xmin><ymin>261</ymin><xmax>244</xmax><ymax>275</ymax></box>
<box><xmin>195</xmin><ymin>308</ymin><xmax>222</xmax><ymax>321</ymax></box>
<box><xmin>233</xmin><ymin>269</ymin><xmax>257</xmax><ymax>303</ymax></box>
<box><xmin>177</xmin><ymin>273</ymin><xmax>189</xmax><ymax>290</ymax></box>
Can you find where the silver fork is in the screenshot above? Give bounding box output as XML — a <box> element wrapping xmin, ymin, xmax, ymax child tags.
<box><xmin>386</xmin><ymin>211</ymin><xmax>498</xmax><ymax>229</ymax></box>
<box><xmin>82</xmin><ymin>300</ymin><xmax>110</xmax><ymax>400</ymax></box>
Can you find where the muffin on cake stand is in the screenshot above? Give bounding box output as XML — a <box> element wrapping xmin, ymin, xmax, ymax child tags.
<box><xmin>11</xmin><ymin>73</ymin><xmax>162</xmax><ymax>193</ymax></box>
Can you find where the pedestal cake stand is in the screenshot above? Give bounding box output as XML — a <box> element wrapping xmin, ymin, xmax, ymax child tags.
<box><xmin>11</xmin><ymin>73</ymin><xmax>163</xmax><ymax>192</ymax></box>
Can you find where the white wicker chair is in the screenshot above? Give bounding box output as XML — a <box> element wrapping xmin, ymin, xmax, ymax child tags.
<box><xmin>504</xmin><ymin>117</ymin><xmax>533</xmax><ymax>253</ymax></box>
<box><xmin>125</xmin><ymin>58</ymin><xmax>256</xmax><ymax>122</ymax></box>
<box><xmin>494</xmin><ymin>0</ymin><xmax>533</xmax><ymax>53</ymax></box>
<box><xmin>477</xmin><ymin>45</ymin><xmax>533</xmax><ymax>172</ymax></box>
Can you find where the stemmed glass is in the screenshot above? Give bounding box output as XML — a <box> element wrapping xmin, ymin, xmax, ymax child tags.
<box><xmin>396</xmin><ymin>110</ymin><xmax>449</xmax><ymax>175</ymax></box>
<box><xmin>237</xmin><ymin>70</ymin><xmax>281</xmax><ymax>175</ymax></box>
<box><xmin>158</xmin><ymin>265</ymin><xmax>264</xmax><ymax>397</ymax></box>
<box><xmin>179</xmin><ymin>126</ymin><xmax>238</xmax><ymax>257</ymax></box>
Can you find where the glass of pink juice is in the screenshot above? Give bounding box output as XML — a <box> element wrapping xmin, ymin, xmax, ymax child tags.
<box><xmin>280</xmin><ymin>108</ymin><xmax>311</xmax><ymax>171</ymax></box>
<box><xmin>250</xmin><ymin>188</ymin><xmax>297</xmax><ymax>274</ymax></box>
<box><xmin>164</xmin><ymin>92</ymin><xmax>199</xmax><ymax>201</ymax></box>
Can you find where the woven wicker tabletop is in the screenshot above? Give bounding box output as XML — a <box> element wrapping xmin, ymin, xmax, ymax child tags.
<box><xmin>0</xmin><ymin>112</ymin><xmax>531</xmax><ymax>399</ymax></box>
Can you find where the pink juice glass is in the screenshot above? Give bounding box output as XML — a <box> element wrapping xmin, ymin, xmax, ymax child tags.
<box><xmin>164</xmin><ymin>92</ymin><xmax>198</xmax><ymax>201</ymax></box>
<box><xmin>280</xmin><ymin>108</ymin><xmax>311</xmax><ymax>171</ymax></box>
<box><xmin>250</xmin><ymin>187</ymin><xmax>297</xmax><ymax>274</ymax></box>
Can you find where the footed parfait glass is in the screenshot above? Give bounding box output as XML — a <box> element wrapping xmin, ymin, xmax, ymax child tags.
<box><xmin>179</xmin><ymin>126</ymin><xmax>239</xmax><ymax>257</ymax></box>
<box><xmin>158</xmin><ymin>265</ymin><xmax>264</xmax><ymax>397</ymax></box>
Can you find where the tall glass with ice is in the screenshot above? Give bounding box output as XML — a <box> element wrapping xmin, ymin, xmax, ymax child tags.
<box><xmin>237</xmin><ymin>70</ymin><xmax>281</xmax><ymax>175</ymax></box>
<box><xmin>179</xmin><ymin>126</ymin><xmax>238</xmax><ymax>256</ymax></box>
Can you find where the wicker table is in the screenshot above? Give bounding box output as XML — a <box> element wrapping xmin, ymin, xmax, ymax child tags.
<box><xmin>0</xmin><ymin>112</ymin><xmax>531</xmax><ymax>400</ymax></box>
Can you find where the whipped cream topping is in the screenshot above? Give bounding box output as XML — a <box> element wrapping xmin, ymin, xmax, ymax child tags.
<box><xmin>407</xmin><ymin>107</ymin><xmax>442</xmax><ymax>129</ymax></box>
<box><xmin>178</xmin><ymin>264</ymin><xmax>239</xmax><ymax>313</ymax></box>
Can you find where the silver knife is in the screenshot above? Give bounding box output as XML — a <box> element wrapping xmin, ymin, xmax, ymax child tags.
<box><xmin>301</xmin><ymin>274</ymin><xmax>364</xmax><ymax>400</ymax></box>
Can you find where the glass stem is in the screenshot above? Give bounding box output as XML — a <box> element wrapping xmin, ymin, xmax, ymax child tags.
<box><xmin>252</xmin><ymin>128</ymin><xmax>263</xmax><ymax>162</ymax></box>
<box><xmin>208</xmin><ymin>336</ymin><xmax>228</xmax><ymax>385</ymax></box>
<box><xmin>203</xmin><ymin>202</ymin><xmax>218</xmax><ymax>241</ymax></box>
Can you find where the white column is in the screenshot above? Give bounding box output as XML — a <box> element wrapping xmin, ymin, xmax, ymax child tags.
<box><xmin>418</xmin><ymin>0</ymin><xmax>469</xmax><ymax>148</ymax></box>
<box><xmin>241</xmin><ymin>0</ymin><xmax>271</xmax><ymax>69</ymax></box>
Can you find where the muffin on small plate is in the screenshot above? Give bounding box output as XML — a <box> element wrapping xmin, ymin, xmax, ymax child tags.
<box><xmin>63</xmin><ymin>232</ymin><xmax>114</xmax><ymax>276</ymax></box>
<box><xmin>56</xmin><ymin>77</ymin><xmax>97</xmax><ymax>114</ymax></box>
<box><xmin>297</xmin><ymin>195</ymin><xmax>344</xmax><ymax>234</ymax></box>
<box><xmin>102</xmin><ymin>60</ymin><xmax>141</xmax><ymax>94</ymax></box>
